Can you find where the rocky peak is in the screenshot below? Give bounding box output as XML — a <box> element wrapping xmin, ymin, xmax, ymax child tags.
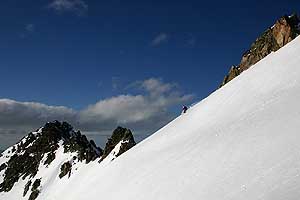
<box><xmin>220</xmin><ymin>14</ymin><xmax>300</xmax><ymax>87</ymax></box>
<box><xmin>0</xmin><ymin>121</ymin><xmax>136</xmax><ymax>200</ymax></box>
<box><xmin>272</xmin><ymin>14</ymin><xmax>300</xmax><ymax>47</ymax></box>
<box><xmin>0</xmin><ymin>121</ymin><xmax>102</xmax><ymax>198</ymax></box>
<box><xmin>100</xmin><ymin>127</ymin><xmax>136</xmax><ymax>162</ymax></box>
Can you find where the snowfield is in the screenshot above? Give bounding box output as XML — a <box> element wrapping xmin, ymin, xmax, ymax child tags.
<box><xmin>2</xmin><ymin>36</ymin><xmax>300</xmax><ymax>200</ymax></box>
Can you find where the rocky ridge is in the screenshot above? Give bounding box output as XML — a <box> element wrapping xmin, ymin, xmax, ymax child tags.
<box><xmin>100</xmin><ymin>127</ymin><xmax>136</xmax><ymax>162</ymax></box>
<box><xmin>220</xmin><ymin>14</ymin><xmax>300</xmax><ymax>87</ymax></box>
<box><xmin>0</xmin><ymin>121</ymin><xmax>136</xmax><ymax>200</ymax></box>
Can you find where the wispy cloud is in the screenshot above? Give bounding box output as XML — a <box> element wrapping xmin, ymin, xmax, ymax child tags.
<box><xmin>185</xmin><ymin>33</ymin><xmax>197</xmax><ymax>47</ymax></box>
<box><xmin>20</xmin><ymin>24</ymin><xmax>35</xmax><ymax>38</ymax></box>
<box><xmin>151</xmin><ymin>33</ymin><xmax>169</xmax><ymax>46</ymax></box>
<box><xmin>48</xmin><ymin>0</ymin><xmax>88</xmax><ymax>15</ymax></box>
<box><xmin>25</xmin><ymin>24</ymin><xmax>35</xmax><ymax>32</ymax></box>
<box><xmin>0</xmin><ymin>78</ymin><xmax>194</xmax><ymax>149</ymax></box>
<box><xmin>187</xmin><ymin>37</ymin><xmax>196</xmax><ymax>47</ymax></box>
<box><xmin>111</xmin><ymin>76</ymin><xmax>121</xmax><ymax>90</ymax></box>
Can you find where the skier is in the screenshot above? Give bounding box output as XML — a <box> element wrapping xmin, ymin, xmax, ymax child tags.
<box><xmin>182</xmin><ymin>105</ymin><xmax>188</xmax><ymax>114</ymax></box>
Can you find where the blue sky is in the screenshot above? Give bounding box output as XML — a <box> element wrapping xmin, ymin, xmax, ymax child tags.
<box><xmin>0</xmin><ymin>0</ymin><xmax>299</xmax><ymax>149</ymax></box>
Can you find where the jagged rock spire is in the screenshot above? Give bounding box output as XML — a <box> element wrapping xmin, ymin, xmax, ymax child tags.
<box><xmin>100</xmin><ymin>127</ymin><xmax>136</xmax><ymax>162</ymax></box>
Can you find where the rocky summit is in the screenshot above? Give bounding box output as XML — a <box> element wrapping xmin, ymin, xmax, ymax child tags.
<box><xmin>0</xmin><ymin>121</ymin><xmax>136</xmax><ymax>200</ymax></box>
<box><xmin>220</xmin><ymin>14</ymin><xmax>300</xmax><ymax>87</ymax></box>
<box><xmin>100</xmin><ymin>126</ymin><xmax>136</xmax><ymax>162</ymax></box>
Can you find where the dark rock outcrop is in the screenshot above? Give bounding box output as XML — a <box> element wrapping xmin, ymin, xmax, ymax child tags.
<box><xmin>59</xmin><ymin>161</ymin><xmax>72</xmax><ymax>179</ymax></box>
<box><xmin>220</xmin><ymin>14</ymin><xmax>300</xmax><ymax>87</ymax></box>
<box><xmin>28</xmin><ymin>179</ymin><xmax>41</xmax><ymax>200</ymax></box>
<box><xmin>100</xmin><ymin>127</ymin><xmax>136</xmax><ymax>161</ymax></box>
<box><xmin>63</xmin><ymin>133</ymin><xmax>102</xmax><ymax>164</ymax></box>
<box><xmin>0</xmin><ymin>163</ymin><xmax>7</xmax><ymax>172</ymax></box>
<box><xmin>23</xmin><ymin>180</ymin><xmax>32</xmax><ymax>197</ymax></box>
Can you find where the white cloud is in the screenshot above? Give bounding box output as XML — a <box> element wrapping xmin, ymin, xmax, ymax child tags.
<box><xmin>0</xmin><ymin>99</ymin><xmax>78</xmax><ymax>149</ymax></box>
<box><xmin>141</xmin><ymin>78</ymin><xmax>175</xmax><ymax>96</ymax></box>
<box><xmin>48</xmin><ymin>0</ymin><xmax>88</xmax><ymax>15</ymax></box>
<box><xmin>151</xmin><ymin>33</ymin><xmax>169</xmax><ymax>46</ymax></box>
<box><xmin>0</xmin><ymin>99</ymin><xmax>77</xmax><ymax>129</ymax></box>
<box><xmin>80</xmin><ymin>78</ymin><xmax>193</xmax><ymax>131</ymax></box>
<box><xmin>0</xmin><ymin>78</ymin><xmax>194</xmax><ymax>149</ymax></box>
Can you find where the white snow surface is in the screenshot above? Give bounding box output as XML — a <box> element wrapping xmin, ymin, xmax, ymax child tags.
<box><xmin>2</xmin><ymin>36</ymin><xmax>300</xmax><ymax>200</ymax></box>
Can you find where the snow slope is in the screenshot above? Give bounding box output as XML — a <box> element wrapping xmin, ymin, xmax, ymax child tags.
<box><xmin>3</xmin><ymin>36</ymin><xmax>300</xmax><ymax>199</ymax></box>
<box><xmin>41</xmin><ymin>36</ymin><xmax>300</xmax><ymax>199</ymax></box>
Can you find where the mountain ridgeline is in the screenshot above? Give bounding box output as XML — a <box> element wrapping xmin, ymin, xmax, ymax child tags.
<box><xmin>0</xmin><ymin>121</ymin><xmax>136</xmax><ymax>200</ymax></box>
<box><xmin>220</xmin><ymin>14</ymin><xmax>300</xmax><ymax>87</ymax></box>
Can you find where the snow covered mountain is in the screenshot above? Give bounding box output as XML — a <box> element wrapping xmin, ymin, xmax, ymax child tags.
<box><xmin>68</xmin><ymin>35</ymin><xmax>300</xmax><ymax>200</ymax></box>
<box><xmin>2</xmin><ymin>18</ymin><xmax>300</xmax><ymax>200</ymax></box>
<box><xmin>0</xmin><ymin>121</ymin><xmax>135</xmax><ymax>200</ymax></box>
